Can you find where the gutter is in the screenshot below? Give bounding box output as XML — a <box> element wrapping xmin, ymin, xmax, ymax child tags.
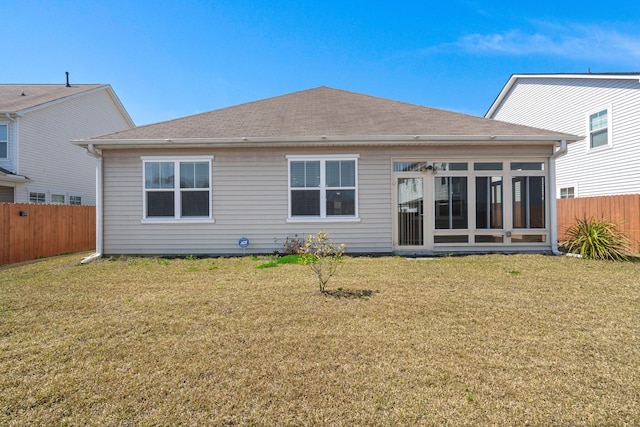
<box><xmin>73</xmin><ymin>133</ymin><xmax>579</xmax><ymax>150</ymax></box>
<box><xmin>549</xmin><ymin>140</ymin><xmax>568</xmax><ymax>255</ymax></box>
<box><xmin>81</xmin><ymin>143</ymin><xmax>103</xmax><ymax>264</ymax></box>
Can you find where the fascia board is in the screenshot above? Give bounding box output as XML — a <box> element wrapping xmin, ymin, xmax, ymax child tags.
<box><xmin>102</xmin><ymin>85</ymin><xmax>136</xmax><ymax>128</ymax></box>
<box><xmin>73</xmin><ymin>134</ymin><xmax>579</xmax><ymax>150</ymax></box>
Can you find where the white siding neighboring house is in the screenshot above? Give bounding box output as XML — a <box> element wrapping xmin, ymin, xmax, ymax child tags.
<box><xmin>0</xmin><ymin>81</ymin><xmax>134</xmax><ymax>204</ymax></box>
<box><xmin>73</xmin><ymin>86</ymin><xmax>578</xmax><ymax>258</ymax></box>
<box><xmin>485</xmin><ymin>73</ymin><xmax>640</xmax><ymax>198</ymax></box>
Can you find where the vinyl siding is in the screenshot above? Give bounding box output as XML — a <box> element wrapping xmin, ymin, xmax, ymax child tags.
<box><xmin>490</xmin><ymin>77</ymin><xmax>640</xmax><ymax>197</ymax></box>
<box><xmin>102</xmin><ymin>144</ymin><xmax>553</xmax><ymax>255</ymax></box>
<box><xmin>15</xmin><ymin>89</ymin><xmax>132</xmax><ymax>204</ymax></box>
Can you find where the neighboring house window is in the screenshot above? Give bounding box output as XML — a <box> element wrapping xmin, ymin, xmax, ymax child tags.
<box><xmin>287</xmin><ymin>155</ymin><xmax>358</xmax><ymax>219</ymax></box>
<box><xmin>142</xmin><ymin>156</ymin><xmax>213</xmax><ymax>221</ymax></box>
<box><xmin>0</xmin><ymin>124</ymin><xmax>7</xmax><ymax>158</ymax></box>
<box><xmin>29</xmin><ymin>192</ymin><xmax>46</xmax><ymax>204</ymax></box>
<box><xmin>588</xmin><ymin>108</ymin><xmax>611</xmax><ymax>150</ymax></box>
<box><xmin>70</xmin><ymin>196</ymin><xmax>82</xmax><ymax>205</ymax></box>
<box><xmin>51</xmin><ymin>194</ymin><xmax>65</xmax><ymax>204</ymax></box>
<box><xmin>560</xmin><ymin>187</ymin><xmax>575</xmax><ymax>199</ymax></box>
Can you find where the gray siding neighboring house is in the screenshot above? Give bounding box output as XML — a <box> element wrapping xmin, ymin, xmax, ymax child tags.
<box><xmin>485</xmin><ymin>73</ymin><xmax>640</xmax><ymax>198</ymax></box>
<box><xmin>74</xmin><ymin>86</ymin><xmax>578</xmax><ymax>258</ymax></box>
<box><xmin>0</xmin><ymin>82</ymin><xmax>134</xmax><ymax>205</ymax></box>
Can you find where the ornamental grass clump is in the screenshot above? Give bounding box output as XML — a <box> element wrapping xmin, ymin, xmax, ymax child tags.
<box><xmin>299</xmin><ymin>231</ymin><xmax>345</xmax><ymax>292</ymax></box>
<box><xmin>563</xmin><ymin>216</ymin><xmax>630</xmax><ymax>261</ymax></box>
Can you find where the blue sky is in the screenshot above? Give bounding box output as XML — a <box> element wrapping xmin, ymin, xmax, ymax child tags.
<box><xmin>3</xmin><ymin>1</ymin><xmax>640</xmax><ymax>125</ymax></box>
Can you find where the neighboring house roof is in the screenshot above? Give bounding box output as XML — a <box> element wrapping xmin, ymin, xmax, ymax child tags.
<box><xmin>79</xmin><ymin>86</ymin><xmax>577</xmax><ymax>148</ymax></box>
<box><xmin>486</xmin><ymin>73</ymin><xmax>640</xmax><ymax>118</ymax></box>
<box><xmin>0</xmin><ymin>84</ymin><xmax>135</xmax><ymax>126</ymax></box>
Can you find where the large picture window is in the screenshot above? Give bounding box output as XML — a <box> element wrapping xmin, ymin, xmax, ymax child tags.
<box><xmin>142</xmin><ymin>156</ymin><xmax>213</xmax><ymax>221</ymax></box>
<box><xmin>288</xmin><ymin>155</ymin><xmax>358</xmax><ymax>220</ymax></box>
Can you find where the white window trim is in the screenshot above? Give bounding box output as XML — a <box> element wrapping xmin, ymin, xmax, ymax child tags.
<box><xmin>586</xmin><ymin>105</ymin><xmax>613</xmax><ymax>152</ymax></box>
<box><xmin>141</xmin><ymin>155</ymin><xmax>214</xmax><ymax>224</ymax></box>
<box><xmin>286</xmin><ymin>154</ymin><xmax>360</xmax><ymax>223</ymax></box>
<box><xmin>557</xmin><ymin>183</ymin><xmax>578</xmax><ymax>199</ymax></box>
<box><xmin>29</xmin><ymin>192</ymin><xmax>46</xmax><ymax>204</ymax></box>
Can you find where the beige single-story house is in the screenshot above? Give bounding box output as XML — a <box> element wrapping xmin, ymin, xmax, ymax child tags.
<box><xmin>73</xmin><ymin>86</ymin><xmax>578</xmax><ymax>259</ymax></box>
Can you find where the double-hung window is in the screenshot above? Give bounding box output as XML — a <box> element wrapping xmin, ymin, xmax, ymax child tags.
<box><xmin>142</xmin><ymin>156</ymin><xmax>213</xmax><ymax>221</ymax></box>
<box><xmin>0</xmin><ymin>124</ymin><xmax>7</xmax><ymax>158</ymax></box>
<box><xmin>588</xmin><ymin>107</ymin><xmax>611</xmax><ymax>150</ymax></box>
<box><xmin>288</xmin><ymin>155</ymin><xmax>358</xmax><ymax>220</ymax></box>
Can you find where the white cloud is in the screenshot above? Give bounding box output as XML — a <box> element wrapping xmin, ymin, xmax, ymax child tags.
<box><xmin>439</xmin><ymin>23</ymin><xmax>640</xmax><ymax>65</ymax></box>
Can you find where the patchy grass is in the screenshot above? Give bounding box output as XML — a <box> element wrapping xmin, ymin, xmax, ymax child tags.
<box><xmin>256</xmin><ymin>254</ymin><xmax>303</xmax><ymax>269</ymax></box>
<box><xmin>1</xmin><ymin>253</ymin><xmax>639</xmax><ymax>426</ymax></box>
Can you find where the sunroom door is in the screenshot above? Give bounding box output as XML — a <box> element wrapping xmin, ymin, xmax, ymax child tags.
<box><xmin>395</xmin><ymin>176</ymin><xmax>426</xmax><ymax>247</ymax></box>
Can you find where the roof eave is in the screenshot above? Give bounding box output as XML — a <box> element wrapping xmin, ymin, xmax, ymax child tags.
<box><xmin>0</xmin><ymin>173</ymin><xmax>31</xmax><ymax>183</ymax></box>
<box><xmin>73</xmin><ymin>134</ymin><xmax>580</xmax><ymax>150</ymax></box>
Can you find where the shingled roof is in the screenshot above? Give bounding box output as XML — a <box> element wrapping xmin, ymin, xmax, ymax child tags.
<box><xmin>89</xmin><ymin>86</ymin><xmax>576</xmax><ymax>142</ymax></box>
<box><xmin>0</xmin><ymin>84</ymin><xmax>105</xmax><ymax>112</ymax></box>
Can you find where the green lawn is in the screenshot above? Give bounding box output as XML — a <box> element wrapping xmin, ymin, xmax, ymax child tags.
<box><xmin>1</xmin><ymin>253</ymin><xmax>639</xmax><ymax>426</ymax></box>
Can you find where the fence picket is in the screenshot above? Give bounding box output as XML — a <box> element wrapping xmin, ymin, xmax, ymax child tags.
<box><xmin>0</xmin><ymin>203</ymin><xmax>95</xmax><ymax>265</ymax></box>
<box><xmin>557</xmin><ymin>194</ymin><xmax>640</xmax><ymax>254</ymax></box>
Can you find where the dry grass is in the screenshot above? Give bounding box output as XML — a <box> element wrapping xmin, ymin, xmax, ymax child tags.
<box><xmin>1</xmin><ymin>253</ymin><xmax>639</xmax><ymax>426</ymax></box>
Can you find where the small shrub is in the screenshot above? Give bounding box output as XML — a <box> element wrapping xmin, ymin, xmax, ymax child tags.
<box><xmin>299</xmin><ymin>231</ymin><xmax>345</xmax><ymax>292</ymax></box>
<box><xmin>277</xmin><ymin>234</ymin><xmax>304</xmax><ymax>255</ymax></box>
<box><xmin>563</xmin><ymin>216</ymin><xmax>630</xmax><ymax>261</ymax></box>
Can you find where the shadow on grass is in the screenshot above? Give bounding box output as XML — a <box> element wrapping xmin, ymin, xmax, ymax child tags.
<box><xmin>322</xmin><ymin>288</ymin><xmax>379</xmax><ymax>299</ymax></box>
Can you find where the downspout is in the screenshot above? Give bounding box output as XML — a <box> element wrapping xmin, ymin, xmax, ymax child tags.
<box><xmin>549</xmin><ymin>140</ymin><xmax>568</xmax><ymax>255</ymax></box>
<box><xmin>81</xmin><ymin>143</ymin><xmax>103</xmax><ymax>263</ymax></box>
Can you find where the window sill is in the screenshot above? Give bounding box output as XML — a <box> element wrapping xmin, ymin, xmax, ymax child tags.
<box><xmin>286</xmin><ymin>217</ymin><xmax>361</xmax><ymax>224</ymax></box>
<box><xmin>587</xmin><ymin>144</ymin><xmax>613</xmax><ymax>153</ymax></box>
<box><xmin>141</xmin><ymin>218</ymin><xmax>215</xmax><ymax>224</ymax></box>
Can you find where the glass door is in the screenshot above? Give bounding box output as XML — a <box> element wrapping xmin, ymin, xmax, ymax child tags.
<box><xmin>397</xmin><ymin>177</ymin><xmax>424</xmax><ymax>246</ymax></box>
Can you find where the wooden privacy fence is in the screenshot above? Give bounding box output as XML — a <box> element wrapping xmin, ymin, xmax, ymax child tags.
<box><xmin>0</xmin><ymin>203</ymin><xmax>95</xmax><ymax>265</ymax></box>
<box><xmin>557</xmin><ymin>194</ymin><xmax>640</xmax><ymax>254</ymax></box>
